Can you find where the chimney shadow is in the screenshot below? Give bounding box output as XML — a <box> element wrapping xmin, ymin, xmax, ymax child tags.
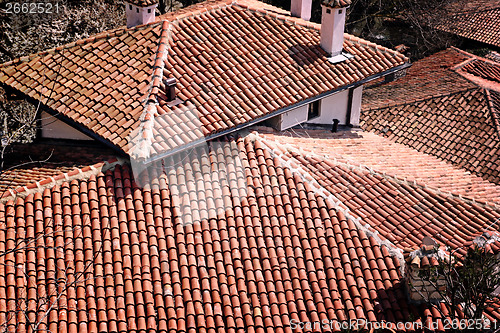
<box><xmin>286</xmin><ymin>43</ymin><xmax>325</xmax><ymax>68</ymax></box>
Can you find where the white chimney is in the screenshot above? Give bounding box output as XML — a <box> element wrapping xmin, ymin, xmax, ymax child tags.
<box><xmin>126</xmin><ymin>0</ymin><xmax>158</xmax><ymax>28</ymax></box>
<box><xmin>320</xmin><ymin>0</ymin><xmax>351</xmax><ymax>56</ymax></box>
<box><xmin>291</xmin><ymin>0</ymin><xmax>312</xmax><ymax>21</ymax></box>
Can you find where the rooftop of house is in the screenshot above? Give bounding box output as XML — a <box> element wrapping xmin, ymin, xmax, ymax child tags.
<box><xmin>2</xmin><ymin>132</ymin><xmax>500</xmax><ymax>332</ymax></box>
<box><xmin>1</xmin><ymin>0</ymin><xmax>500</xmax><ymax>329</ymax></box>
<box><xmin>255</xmin><ymin>126</ymin><xmax>500</xmax><ymax>205</ymax></box>
<box><xmin>0</xmin><ymin>0</ymin><xmax>407</xmax><ymax>162</ymax></box>
<box><xmin>254</xmin><ymin>128</ymin><xmax>500</xmax><ymax>256</ymax></box>
<box><xmin>432</xmin><ymin>0</ymin><xmax>500</xmax><ymax>48</ymax></box>
<box><xmin>361</xmin><ymin>48</ymin><xmax>500</xmax><ymax>185</ymax></box>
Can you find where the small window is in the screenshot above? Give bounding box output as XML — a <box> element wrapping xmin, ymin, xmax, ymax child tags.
<box><xmin>129</xmin><ymin>4</ymin><xmax>132</xmax><ymax>10</ymax></box>
<box><xmin>308</xmin><ymin>101</ymin><xmax>320</xmax><ymax>120</ymax></box>
<box><xmin>338</xmin><ymin>9</ymin><xmax>342</xmax><ymax>14</ymax></box>
<box><xmin>148</xmin><ymin>8</ymin><xmax>151</xmax><ymax>13</ymax></box>
<box><xmin>326</xmin><ymin>8</ymin><xmax>331</xmax><ymax>14</ymax></box>
<box><xmin>136</xmin><ymin>7</ymin><xmax>139</xmax><ymax>13</ymax></box>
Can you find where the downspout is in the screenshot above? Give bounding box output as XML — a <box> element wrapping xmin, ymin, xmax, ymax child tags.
<box><xmin>345</xmin><ymin>86</ymin><xmax>354</xmax><ymax>126</ymax></box>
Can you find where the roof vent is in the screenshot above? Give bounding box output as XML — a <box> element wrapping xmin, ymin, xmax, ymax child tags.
<box><xmin>320</xmin><ymin>0</ymin><xmax>351</xmax><ymax>57</ymax></box>
<box><xmin>163</xmin><ymin>77</ymin><xmax>177</xmax><ymax>102</ymax></box>
<box><xmin>291</xmin><ymin>0</ymin><xmax>312</xmax><ymax>21</ymax></box>
<box><xmin>125</xmin><ymin>0</ymin><xmax>158</xmax><ymax>28</ymax></box>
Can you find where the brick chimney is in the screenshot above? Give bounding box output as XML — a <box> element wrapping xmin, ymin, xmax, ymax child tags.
<box><xmin>405</xmin><ymin>237</ymin><xmax>451</xmax><ymax>303</ymax></box>
<box><xmin>125</xmin><ymin>0</ymin><xmax>158</xmax><ymax>28</ymax></box>
<box><xmin>320</xmin><ymin>0</ymin><xmax>351</xmax><ymax>56</ymax></box>
<box><xmin>291</xmin><ymin>0</ymin><xmax>312</xmax><ymax>21</ymax></box>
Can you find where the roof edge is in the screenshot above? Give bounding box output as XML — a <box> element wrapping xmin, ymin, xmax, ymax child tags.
<box><xmin>0</xmin><ymin>157</ymin><xmax>127</xmax><ymax>203</ymax></box>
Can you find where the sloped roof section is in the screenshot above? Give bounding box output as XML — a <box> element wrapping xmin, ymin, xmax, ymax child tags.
<box><xmin>433</xmin><ymin>0</ymin><xmax>500</xmax><ymax>48</ymax></box>
<box><xmin>0</xmin><ymin>22</ymin><xmax>167</xmax><ymax>152</ymax></box>
<box><xmin>461</xmin><ymin>59</ymin><xmax>500</xmax><ymax>84</ymax></box>
<box><xmin>257</xmin><ymin>127</ymin><xmax>500</xmax><ymax>205</ymax></box>
<box><xmin>362</xmin><ymin>48</ymin><xmax>500</xmax><ymax>185</ymax></box>
<box><xmin>0</xmin><ymin>0</ymin><xmax>407</xmax><ymax>159</ymax></box>
<box><xmin>126</xmin><ymin>0</ymin><xmax>158</xmax><ymax>6</ymax></box>
<box><xmin>2</xmin><ymin>133</ymin><xmax>500</xmax><ymax>331</ymax></box>
<box><xmin>0</xmin><ymin>135</ymin><xmax>419</xmax><ymax>333</ymax></box>
<box><xmin>0</xmin><ymin>142</ymin><xmax>117</xmax><ymax>195</ymax></box>
<box><xmin>257</xmin><ymin>132</ymin><xmax>500</xmax><ymax>256</ymax></box>
<box><xmin>363</xmin><ymin>88</ymin><xmax>500</xmax><ymax>184</ymax></box>
<box><xmin>362</xmin><ymin>48</ymin><xmax>475</xmax><ymax>110</ymax></box>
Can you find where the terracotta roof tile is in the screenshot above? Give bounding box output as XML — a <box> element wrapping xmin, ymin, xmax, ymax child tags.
<box><xmin>0</xmin><ymin>0</ymin><xmax>407</xmax><ymax>159</ymax></box>
<box><xmin>433</xmin><ymin>0</ymin><xmax>500</xmax><ymax>47</ymax></box>
<box><xmin>362</xmin><ymin>48</ymin><xmax>500</xmax><ymax>185</ymax></box>
<box><xmin>0</xmin><ymin>135</ymin><xmax>429</xmax><ymax>332</ymax></box>
<box><xmin>362</xmin><ymin>48</ymin><xmax>475</xmax><ymax>110</ymax></box>
<box><xmin>0</xmin><ymin>142</ymin><xmax>118</xmax><ymax>196</ymax></box>
<box><xmin>322</xmin><ymin>0</ymin><xmax>352</xmax><ymax>9</ymax></box>
<box><xmin>461</xmin><ymin>59</ymin><xmax>500</xmax><ymax>84</ymax></box>
<box><xmin>126</xmin><ymin>0</ymin><xmax>158</xmax><ymax>6</ymax></box>
<box><xmin>256</xmin><ymin>127</ymin><xmax>500</xmax><ymax>205</ymax></box>
<box><xmin>255</xmin><ymin>131</ymin><xmax>500</xmax><ymax>257</ymax></box>
<box><xmin>3</xmin><ymin>133</ymin><xmax>500</xmax><ymax>330</ymax></box>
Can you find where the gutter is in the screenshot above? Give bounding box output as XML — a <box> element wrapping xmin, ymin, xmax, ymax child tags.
<box><xmin>142</xmin><ymin>61</ymin><xmax>412</xmax><ymax>164</ymax></box>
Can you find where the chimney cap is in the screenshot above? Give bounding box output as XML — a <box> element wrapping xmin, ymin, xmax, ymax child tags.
<box><xmin>125</xmin><ymin>0</ymin><xmax>158</xmax><ymax>7</ymax></box>
<box><xmin>321</xmin><ymin>0</ymin><xmax>351</xmax><ymax>8</ymax></box>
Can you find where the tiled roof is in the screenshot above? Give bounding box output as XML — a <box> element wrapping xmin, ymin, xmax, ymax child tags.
<box><xmin>2</xmin><ymin>133</ymin><xmax>500</xmax><ymax>331</ymax></box>
<box><xmin>0</xmin><ymin>22</ymin><xmax>164</xmax><ymax>153</ymax></box>
<box><xmin>433</xmin><ymin>0</ymin><xmax>500</xmax><ymax>47</ymax></box>
<box><xmin>362</xmin><ymin>88</ymin><xmax>500</xmax><ymax>184</ymax></box>
<box><xmin>362</xmin><ymin>48</ymin><xmax>475</xmax><ymax>110</ymax></box>
<box><xmin>256</xmin><ymin>127</ymin><xmax>500</xmax><ymax>205</ymax></box>
<box><xmin>257</xmin><ymin>130</ymin><xmax>500</xmax><ymax>256</ymax></box>
<box><xmin>0</xmin><ymin>0</ymin><xmax>407</xmax><ymax>160</ymax></box>
<box><xmin>0</xmin><ymin>135</ymin><xmax>425</xmax><ymax>333</ymax></box>
<box><xmin>461</xmin><ymin>59</ymin><xmax>500</xmax><ymax>84</ymax></box>
<box><xmin>361</xmin><ymin>48</ymin><xmax>500</xmax><ymax>185</ymax></box>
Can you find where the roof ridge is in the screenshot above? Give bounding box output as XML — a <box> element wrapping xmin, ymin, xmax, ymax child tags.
<box><xmin>0</xmin><ymin>157</ymin><xmax>126</xmax><ymax>203</ymax></box>
<box><xmin>252</xmin><ymin>130</ymin><xmax>500</xmax><ymax>212</ymax></box>
<box><xmin>249</xmin><ymin>132</ymin><xmax>406</xmax><ymax>268</ymax></box>
<box><xmin>232</xmin><ymin>0</ymin><xmax>320</xmax><ymax>29</ymax></box>
<box><xmin>364</xmin><ymin>86</ymin><xmax>481</xmax><ymax>112</ymax></box>
<box><xmin>485</xmin><ymin>89</ymin><xmax>500</xmax><ymax>136</ymax></box>
<box><xmin>0</xmin><ymin>21</ymin><xmax>164</xmax><ymax>68</ymax></box>
<box><xmin>130</xmin><ymin>20</ymin><xmax>172</xmax><ymax>160</ymax></box>
<box><xmin>155</xmin><ymin>0</ymin><xmax>234</xmax><ymax>22</ymax></box>
<box><xmin>321</xmin><ymin>147</ymin><xmax>500</xmax><ymax>211</ymax></box>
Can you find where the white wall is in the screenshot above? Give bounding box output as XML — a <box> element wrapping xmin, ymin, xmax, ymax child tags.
<box><xmin>41</xmin><ymin>111</ymin><xmax>93</xmax><ymax>140</ymax></box>
<box><xmin>350</xmin><ymin>85</ymin><xmax>363</xmax><ymax>126</ymax></box>
<box><xmin>320</xmin><ymin>6</ymin><xmax>347</xmax><ymax>56</ymax></box>
<box><xmin>291</xmin><ymin>0</ymin><xmax>312</xmax><ymax>21</ymax></box>
<box><xmin>269</xmin><ymin>104</ymin><xmax>309</xmax><ymax>131</ymax></box>
<box><xmin>308</xmin><ymin>89</ymin><xmax>349</xmax><ymax>125</ymax></box>
<box><xmin>126</xmin><ymin>3</ymin><xmax>157</xmax><ymax>28</ymax></box>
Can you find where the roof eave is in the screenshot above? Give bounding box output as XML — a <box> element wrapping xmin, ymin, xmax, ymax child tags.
<box><xmin>139</xmin><ymin>61</ymin><xmax>412</xmax><ymax>164</ymax></box>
